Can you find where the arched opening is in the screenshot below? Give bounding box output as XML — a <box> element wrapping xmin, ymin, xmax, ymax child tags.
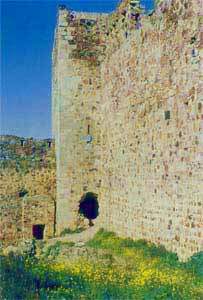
<box><xmin>79</xmin><ymin>192</ymin><xmax>99</xmax><ymax>226</ymax></box>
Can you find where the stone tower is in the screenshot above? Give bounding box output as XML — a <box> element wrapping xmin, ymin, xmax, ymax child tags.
<box><xmin>53</xmin><ymin>0</ymin><xmax>202</xmax><ymax>260</ymax></box>
<box><xmin>52</xmin><ymin>7</ymin><xmax>108</xmax><ymax>233</ymax></box>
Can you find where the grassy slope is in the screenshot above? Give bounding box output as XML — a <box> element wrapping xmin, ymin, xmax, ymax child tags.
<box><xmin>1</xmin><ymin>229</ymin><xmax>203</xmax><ymax>300</ymax></box>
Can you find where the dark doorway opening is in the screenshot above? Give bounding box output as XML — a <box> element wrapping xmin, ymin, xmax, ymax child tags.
<box><xmin>32</xmin><ymin>224</ymin><xmax>45</xmax><ymax>240</ymax></box>
<box><xmin>79</xmin><ymin>192</ymin><xmax>99</xmax><ymax>226</ymax></box>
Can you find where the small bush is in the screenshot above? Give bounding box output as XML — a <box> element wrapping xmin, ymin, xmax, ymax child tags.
<box><xmin>43</xmin><ymin>241</ymin><xmax>75</xmax><ymax>258</ymax></box>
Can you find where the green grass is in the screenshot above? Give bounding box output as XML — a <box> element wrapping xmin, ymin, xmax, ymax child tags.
<box><xmin>60</xmin><ymin>227</ymin><xmax>85</xmax><ymax>236</ymax></box>
<box><xmin>87</xmin><ymin>229</ymin><xmax>203</xmax><ymax>273</ymax></box>
<box><xmin>1</xmin><ymin>230</ymin><xmax>203</xmax><ymax>300</ymax></box>
<box><xmin>86</xmin><ymin>229</ymin><xmax>179</xmax><ymax>265</ymax></box>
<box><xmin>43</xmin><ymin>241</ymin><xmax>75</xmax><ymax>258</ymax></box>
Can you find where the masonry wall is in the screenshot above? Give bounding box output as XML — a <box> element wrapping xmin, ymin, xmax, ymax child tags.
<box><xmin>53</xmin><ymin>0</ymin><xmax>202</xmax><ymax>260</ymax></box>
<box><xmin>22</xmin><ymin>195</ymin><xmax>55</xmax><ymax>240</ymax></box>
<box><xmin>0</xmin><ymin>196</ymin><xmax>23</xmax><ymax>246</ymax></box>
<box><xmin>0</xmin><ymin>195</ymin><xmax>55</xmax><ymax>246</ymax></box>
<box><xmin>53</xmin><ymin>10</ymin><xmax>106</xmax><ymax>233</ymax></box>
<box><xmin>0</xmin><ymin>168</ymin><xmax>56</xmax><ymax>198</ymax></box>
<box><xmin>98</xmin><ymin>0</ymin><xmax>202</xmax><ymax>260</ymax></box>
<box><xmin>0</xmin><ymin>168</ymin><xmax>56</xmax><ymax>246</ymax></box>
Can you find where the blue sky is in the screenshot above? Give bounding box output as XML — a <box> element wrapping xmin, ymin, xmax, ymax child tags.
<box><xmin>1</xmin><ymin>0</ymin><xmax>154</xmax><ymax>139</ymax></box>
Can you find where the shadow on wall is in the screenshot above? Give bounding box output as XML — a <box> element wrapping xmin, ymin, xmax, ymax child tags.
<box><xmin>79</xmin><ymin>192</ymin><xmax>99</xmax><ymax>226</ymax></box>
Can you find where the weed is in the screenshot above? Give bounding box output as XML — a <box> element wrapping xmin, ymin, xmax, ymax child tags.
<box><xmin>60</xmin><ymin>227</ymin><xmax>84</xmax><ymax>236</ymax></box>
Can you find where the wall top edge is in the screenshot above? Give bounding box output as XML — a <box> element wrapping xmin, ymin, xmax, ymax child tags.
<box><xmin>58</xmin><ymin>5</ymin><xmax>109</xmax><ymax>18</ymax></box>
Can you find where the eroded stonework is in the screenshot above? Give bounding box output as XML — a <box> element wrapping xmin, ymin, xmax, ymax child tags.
<box><xmin>0</xmin><ymin>195</ymin><xmax>55</xmax><ymax>246</ymax></box>
<box><xmin>0</xmin><ymin>138</ymin><xmax>56</xmax><ymax>246</ymax></box>
<box><xmin>52</xmin><ymin>0</ymin><xmax>202</xmax><ymax>260</ymax></box>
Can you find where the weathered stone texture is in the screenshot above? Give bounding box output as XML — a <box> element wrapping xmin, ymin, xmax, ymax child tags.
<box><xmin>22</xmin><ymin>195</ymin><xmax>55</xmax><ymax>240</ymax></box>
<box><xmin>0</xmin><ymin>196</ymin><xmax>23</xmax><ymax>246</ymax></box>
<box><xmin>52</xmin><ymin>10</ymin><xmax>106</xmax><ymax>232</ymax></box>
<box><xmin>0</xmin><ymin>168</ymin><xmax>56</xmax><ymax>246</ymax></box>
<box><xmin>0</xmin><ymin>195</ymin><xmax>55</xmax><ymax>246</ymax></box>
<box><xmin>53</xmin><ymin>0</ymin><xmax>202</xmax><ymax>260</ymax></box>
<box><xmin>0</xmin><ymin>168</ymin><xmax>56</xmax><ymax>198</ymax></box>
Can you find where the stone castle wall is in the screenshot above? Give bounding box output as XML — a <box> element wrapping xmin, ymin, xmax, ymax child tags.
<box><xmin>0</xmin><ymin>195</ymin><xmax>55</xmax><ymax>246</ymax></box>
<box><xmin>22</xmin><ymin>195</ymin><xmax>55</xmax><ymax>241</ymax></box>
<box><xmin>0</xmin><ymin>168</ymin><xmax>56</xmax><ymax>198</ymax></box>
<box><xmin>98</xmin><ymin>0</ymin><xmax>202</xmax><ymax>260</ymax></box>
<box><xmin>0</xmin><ymin>196</ymin><xmax>23</xmax><ymax>246</ymax></box>
<box><xmin>0</xmin><ymin>168</ymin><xmax>56</xmax><ymax>246</ymax></box>
<box><xmin>53</xmin><ymin>0</ymin><xmax>202</xmax><ymax>260</ymax></box>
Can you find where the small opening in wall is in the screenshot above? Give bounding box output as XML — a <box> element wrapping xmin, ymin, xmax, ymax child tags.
<box><xmin>79</xmin><ymin>192</ymin><xmax>99</xmax><ymax>226</ymax></box>
<box><xmin>191</xmin><ymin>48</ymin><xmax>197</xmax><ymax>57</ymax></box>
<box><xmin>164</xmin><ymin>110</ymin><xmax>170</xmax><ymax>120</ymax></box>
<box><xmin>32</xmin><ymin>224</ymin><xmax>45</xmax><ymax>240</ymax></box>
<box><xmin>190</xmin><ymin>36</ymin><xmax>196</xmax><ymax>44</ymax></box>
<box><xmin>20</xmin><ymin>139</ymin><xmax>25</xmax><ymax>147</ymax></box>
<box><xmin>87</xmin><ymin>124</ymin><xmax>90</xmax><ymax>134</ymax></box>
<box><xmin>19</xmin><ymin>188</ymin><xmax>28</xmax><ymax>198</ymax></box>
<box><xmin>47</xmin><ymin>140</ymin><xmax>52</xmax><ymax>148</ymax></box>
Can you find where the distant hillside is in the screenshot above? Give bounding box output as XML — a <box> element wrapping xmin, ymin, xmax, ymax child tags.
<box><xmin>0</xmin><ymin>135</ymin><xmax>22</xmax><ymax>142</ymax></box>
<box><xmin>0</xmin><ymin>135</ymin><xmax>53</xmax><ymax>144</ymax></box>
<box><xmin>0</xmin><ymin>135</ymin><xmax>55</xmax><ymax>173</ymax></box>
